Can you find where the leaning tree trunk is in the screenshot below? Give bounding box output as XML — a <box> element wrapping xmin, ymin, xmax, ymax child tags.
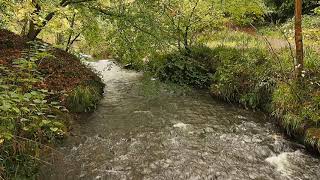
<box><xmin>26</xmin><ymin>12</ymin><xmax>55</xmax><ymax>41</ymax></box>
<box><xmin>26</xmin><ymin>0</ymin><xmax>69</xmax><ymax>41</ymax></box>
<box><xmin>294</xmin><ymin>0</ymin><xmax>304</xmax><ymax>78</ymax></box>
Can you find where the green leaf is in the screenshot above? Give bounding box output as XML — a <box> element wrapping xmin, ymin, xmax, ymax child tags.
<box><xmin>50</xmin><ymin>127</ymin><xmax>59</xmax><ymax>132</ymax></box>
<box><xmin>21</xmin><ymin>107</ymin><xmax>30</xmax><ymax>113</ymax></box>
<box><xmin>42</xmin><ymin>120</ymin><xmax>51</xmax><ymax>125</ymax></box>
<box><xmin>12</xmin><ymin>107</ymin><xmax>20</xmax><ymax>114</ymax></box>
<box><xmin>0</xmin><ymin>103</ymin><xmax>12</xmax><ymax>111</ymax></box>
<box><xmin>33</xmin><ymin>99</ymin><xmax>42</xmax><ymax>104</ymax></box>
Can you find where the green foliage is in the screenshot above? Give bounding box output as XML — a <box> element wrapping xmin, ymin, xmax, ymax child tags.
<box><xmin>0</xmin><ymin>42</ymin><xmax>66</xmax><ymax>179</ymax></box>
<box><xmin>66</xmin><ymin>83</ymin><xmax>103</xmax><ymax>113</ymax></box>
<box><xmin>271</xmin><ymin>49</ymin><xmax>320</xmax><ymax>135</ymax></box>
<box><xmin>2</xmin><ymin>0</ymin><xmax>269</xmax><ymax>64</ymax></box>
<box><xmin>265</xmin><ymin>0</ymin><xmax>319</xmax><ymax>21</ymax></box>
<box><xmin>206</xmin><ymin>30</ymin><xmax>264</xmax><ymax>49</ymax></box>
<box><xmin>150</xmin><ymin>46</ymin><xmax>276</xmax><ymax>109</ymax></box>
<box><xmin>210</xmin><ymin>47</ymin><xmax>275</xmax><ymax>109</ymax></box>
<box><xmin>270</xmin><ymin>15</ymin><xmax>320</xmax><ymax>48</ymax></box>
<box><xmin>149</xmin><ymin>46</ymin><xmax>217</xmax><ymax>88</ymax></box>
<box><xmin>138</xmin><ymin>73</ymin><xmax>191</xmax><ymax>99</ymax></box>
<box><xmin>315</xmin><ymin>7</ymin><xmax>320</xmax><ymax>15</ymax></box>
<box><xmin>220</xmin><ymin>0</ymin><xmax>267</xmax><ymax>25</ymax></box>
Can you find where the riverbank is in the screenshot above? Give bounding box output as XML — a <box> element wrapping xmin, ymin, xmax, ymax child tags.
<box><xmin>0</xmin><ymin>29</ymin><xmax>104</xmax><ymax>178</ymax></box>
<box><xmin>146</xmin><ymin>44</ymin><xmax>320</xmax><ymax>154</ymax></box>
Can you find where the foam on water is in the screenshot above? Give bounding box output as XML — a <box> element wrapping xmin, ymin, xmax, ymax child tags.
<box><xmin>173</xmin><ymin>123</ymin><xmax>189</xmax><ymax>129</ymax></box>
<box><xmin>266</xmin><ymin>152</ymin><xmax>292</xmax><ymax>176</ymax></box>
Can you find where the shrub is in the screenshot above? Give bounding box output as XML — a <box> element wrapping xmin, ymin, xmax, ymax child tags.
<box><xmin>149</xmin><ymin>45</ymin><xmax>217</xmax><ymax>88</ymax></box>
<box><xmin>66</xmin><ymin>82</ymin><xmax>103</xmax><ymax>113</ymax></box>
<box><xmin>210</xmin><ymin>46</ymin><xmax>275</xmax><ymax>110</ymax></box>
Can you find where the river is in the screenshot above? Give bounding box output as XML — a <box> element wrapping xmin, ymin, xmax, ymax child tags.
<box><xmin>39</xmin><ymin>60</ymin><xmax>320</xmax><ymax>180</ymax></box>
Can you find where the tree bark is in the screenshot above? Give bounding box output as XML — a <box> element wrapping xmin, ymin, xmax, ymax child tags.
<box><xmin>66</xmin><ymin>33</ymin><xmax>81</xmax><ymax>52</ymax></box>
<box><xmin>66</xmin><ymin>13</ymin><xmax>76</xmax><ymax>51</ymax></box>
<box><xmin>27</xmin><ymin>10</ymin><xmax>55</xmax><ymax>40</ymax></box>
<box><xmin>20</xmin><ymin>18</ymin><xmax>29</xmax><ymax>36</ymax></box>
<box><xmin>26</xmin><ymin>0</ymin><xmax>72</xmax><ymax>40</ymax></box>
<box><xmin>294</xmin><ymin>0</ymin><xmax>304</xmax><ymax>78</ymax></box>
<box><xmin>56</xmin><ymin>33</ymin><xmax>64</xmax><ymax>45</ymax></box>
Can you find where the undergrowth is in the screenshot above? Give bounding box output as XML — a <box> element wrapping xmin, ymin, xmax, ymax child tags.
<box><xmin>0</xmin><ymin>42</ymin><xmax>66</xmax><ymax>179</ymax></box>
<box><xmin>0</xmin><ymin>38</ymin><xmax>104</xmax><ymax>178</ymax></box>
<box><xmin>148</xmin><ymin>46</ymin><xmax>216</xmax><ymax>88</ymax></box>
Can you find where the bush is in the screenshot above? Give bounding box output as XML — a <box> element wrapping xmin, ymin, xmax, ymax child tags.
<box><xmin>0</xmin><ymin>31</ymin><xmax>105</xmax><ymax>178</ymax></box>
<box><xmin>149</xmin><ymin>46</ymin><xmax>217</xmax><ymax>88</ymax></box>
<box><xmin>150</xmin><ymin>46</ymin><xmax>276</xmax><ymax>109</ymax></box>
<box><xmin>210</xmin><ymin>47</ymin><xmax>275</xmax><ymax>110</ymax></box>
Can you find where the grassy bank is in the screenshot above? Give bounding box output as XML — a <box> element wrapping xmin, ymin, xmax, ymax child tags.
<box><xmin>0</xmin><ymin>30</ymin><xmax>104</xmax><ymax>179</ymax></box>
<box><xmin>147</xmin><ymin>44</ymin><xmax>320</xmax><ymax>152</ymax></box>
<box><xmin>259</xmin><ymin>14</ymin><xmax>320</xmax><ymax>50</ymax></box>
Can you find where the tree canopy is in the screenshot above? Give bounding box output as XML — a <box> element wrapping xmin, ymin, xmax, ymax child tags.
<box><xmin>1</xmin><ymin>0</ymin><xmax>269</xmax><ymax>59</ymax></box>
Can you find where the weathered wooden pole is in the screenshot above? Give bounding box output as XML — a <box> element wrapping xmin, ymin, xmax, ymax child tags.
<box><xmin>294</xmin><ymin>0</ymin><xmax>304</xmax><ymax>78</ymax></box>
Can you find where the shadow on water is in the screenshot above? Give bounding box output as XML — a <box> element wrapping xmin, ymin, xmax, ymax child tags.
<box><xmin>39</xmin><ymin>60</ymin><xmax>320</xmax><ymax>180</ymax></box>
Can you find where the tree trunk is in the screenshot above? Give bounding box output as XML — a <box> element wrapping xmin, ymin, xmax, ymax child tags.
<box><xmin>66</xmin><ymin>13</ymin><xmax>76</xmax><ymax>51</ymax></box>
<box><xmin>294</xmin><ymin>0</ymin><xmax>304</xmax><ymax>78</ymax></box>
<box><xmin>26</xmin><ymin>0</ymin><xmax>41</xmax><ymax>40</ymax></box>
<box><xmin>184</xmin><ymin>27</ymin><xmax>190</xmax><ymax>52</ymax></box>
<box><xmin>66</xmin><ymin>33</ymin><xmax>81</xmax><ymax>52</ymax></box>
<box><xmin>27</xmin><ymin>12</ymin><xmax>55</xmax><ymax>41</ymax></box>
<box><xmin>20</xmin><ymin>18</ymin><xmax>29</xmax><ymax>36</ymax></box>
<box><xmin>56</xmin><ymin>33</ymin><xmax>64</xmax><ymax>45</ymax></box>
<box><xmin>26</xmin><ymin>0</ymin><xmax>69</xmax><ymax>41</ymax></box>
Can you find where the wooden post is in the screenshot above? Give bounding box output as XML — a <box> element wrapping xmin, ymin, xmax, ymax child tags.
<box><xmin>294</xmin><ymin>0</ymin><xmax>304</xmax><ymax>78</ymax></box>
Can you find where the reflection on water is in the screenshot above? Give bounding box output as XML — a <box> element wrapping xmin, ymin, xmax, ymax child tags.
<box><xmin>40</xmin><ymin>60</ymin><xmax>320</xmax><ymax>180</ymax></box>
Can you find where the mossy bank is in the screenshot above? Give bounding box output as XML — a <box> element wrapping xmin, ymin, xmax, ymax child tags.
<box><xmin>0</xmin><ymin>29</ymin><xmax>104</xmax><ymax>179</ymax></box>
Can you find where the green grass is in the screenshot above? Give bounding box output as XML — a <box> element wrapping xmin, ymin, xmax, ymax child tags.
<box><xmin>205</xmin><ymin>30</ymin><xmax>266</xmax><ymax>49</ymax></box>
<box><xmin>258</xmin><ymin>15</ymin><xmax>320</xmax><ymax>49</ymax></box>
<box><xmin>66</xmin><ymin>81</ymin><xmax>104</xmax><ymax>113</ymax></box>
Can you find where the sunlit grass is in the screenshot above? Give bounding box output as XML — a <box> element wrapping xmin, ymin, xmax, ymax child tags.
<box><xmin>205</xmin><ymin>30</ymin><xmax>267</xmax><ymax>49</ymax></box>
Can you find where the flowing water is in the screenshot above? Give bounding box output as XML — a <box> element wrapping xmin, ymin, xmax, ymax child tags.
<box><xmin>40</xmin><ymin>60</ymin><xmax>320</xmax><ymax>180</ymax></box>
